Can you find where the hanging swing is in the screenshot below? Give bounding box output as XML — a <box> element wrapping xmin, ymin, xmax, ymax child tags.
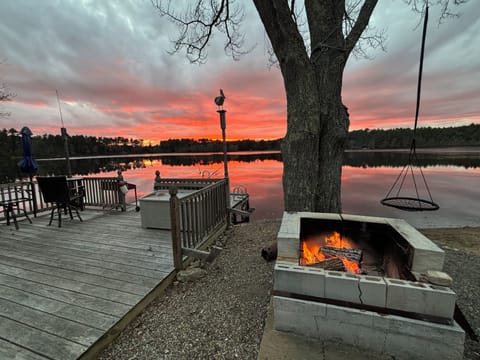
<box><xmin>381</xmin><ymin>3</ymin><xmax>439</xmax><ymax>212</ymax></box>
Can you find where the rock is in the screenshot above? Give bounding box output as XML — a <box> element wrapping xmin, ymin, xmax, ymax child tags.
<box><xmin>426</xmin><ymin>270</ymin><xmax>453</xmax><ymax>287</ymax></box>
<box><xmin>176</xmin><ymin>267</ymin><xmax>208</xmax><ymax>282</ymax></box>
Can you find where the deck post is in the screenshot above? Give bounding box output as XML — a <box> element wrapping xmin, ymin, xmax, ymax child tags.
<box><xmin>169</xmin><ymin>186</ymin><xmax>183</xmax><ymax>270</ymax></box>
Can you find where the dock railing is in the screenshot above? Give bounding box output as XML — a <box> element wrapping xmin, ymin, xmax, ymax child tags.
<box><xmin>0</xmin><ymin>181</ymin><xmax>41</xmax><ymax>220</ymax></box>
<box><xmin>168</xmin><ymin>179</ymin><xmax>229</xmax><ymax>270</ymax></box>
<box><xmin>1</xmin><ymin>177</ymin><xmax>232</xmax><ymax>271</ymax></box>
<box><xmin>0</xmin><ymin>177</ymin><xmax>133</xmax><ymax>222</ymax></box>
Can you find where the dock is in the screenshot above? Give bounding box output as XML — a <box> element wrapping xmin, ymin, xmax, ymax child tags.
<box><xmin>0</xmin><ymin>208</ymin><xmax>175</xmax><ymax>360</ymax></box>
<box><xmin>0</xmin><ymin>177</ymin><xmax>252</xmax><ymax>359</ymax></box>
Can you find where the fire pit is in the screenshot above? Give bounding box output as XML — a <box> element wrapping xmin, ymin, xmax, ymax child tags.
<box><xmin>273</xmin><ymin>212</ymin><xmax>465</xmax><ymax>359</ymax></box>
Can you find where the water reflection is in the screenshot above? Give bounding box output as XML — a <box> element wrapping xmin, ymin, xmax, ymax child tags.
<box><xmin>26</xmin><ymin>150</ymin><xmax>480</xmax><ymax>228</ymax></box>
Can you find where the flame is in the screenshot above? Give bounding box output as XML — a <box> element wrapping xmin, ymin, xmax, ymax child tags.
<box><xmin>300</xmin><ymin>231</ymin><xmax>360</xmax><ymax>274</ymax></box>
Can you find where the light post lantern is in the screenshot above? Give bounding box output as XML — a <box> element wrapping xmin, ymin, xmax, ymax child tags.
<box><xmin>215</xmin><ymin>89</ymin><xmax>228</xmax><ymax>179</ymax></box>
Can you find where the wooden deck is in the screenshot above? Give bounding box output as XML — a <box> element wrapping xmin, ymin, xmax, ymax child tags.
<box><xmin>0</xmin><ymin>208</ymin><xmax>175</xmax><ymax>360</ymax></box>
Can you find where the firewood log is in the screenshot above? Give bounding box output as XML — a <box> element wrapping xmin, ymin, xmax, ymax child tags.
<box><xmin>261</xmin><ymin>242</ymin><xmax>277</xmax><ymax>261</ymax></box>
<box><xmin>305</xmin><ymin>257</ymin><xmax>345</xmax><ymax>271</ymax></box>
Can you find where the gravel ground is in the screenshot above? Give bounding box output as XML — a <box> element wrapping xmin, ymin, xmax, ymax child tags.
<box><xmin>98</xmin><ymin>219</ymin><xmax>278</xmax><ymax>360</ymax></box>
<box><xmin>99</xmin><ymin>221</ymin><xmax>480</xmax><ymax>360</ymax></box>
<box><xmin>422</xmin><ymin>229</ymin><xmax>480</xmax><ymax>360</ymax></box>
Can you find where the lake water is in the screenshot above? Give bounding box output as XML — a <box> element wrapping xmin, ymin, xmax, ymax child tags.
<box><xmin>37</xmin><ymin>149</ymin><xmax>480</xmax><ymax>228</ymax></box>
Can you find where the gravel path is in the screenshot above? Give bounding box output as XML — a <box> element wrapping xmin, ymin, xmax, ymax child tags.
<box><xmin>99</xmin><ymin>220</ymin><xmax>278</xmax><ymax>360</ymax></box>
<box><xmin>98</xmin><ymin>221</ymin><xmax>480</xmax><ymax>360</ymax></box>
<box><xmin>439</xmin><ymin>247</ymin><xmax>480</xmax><ymax>359</ymax></box>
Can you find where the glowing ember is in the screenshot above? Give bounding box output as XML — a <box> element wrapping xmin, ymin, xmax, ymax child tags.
<box><xmin>300</xmin><ymin>231</ymin><xmax>360</xmax><ymax>274</ymax></box>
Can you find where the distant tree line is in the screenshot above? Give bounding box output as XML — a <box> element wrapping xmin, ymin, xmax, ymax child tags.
<box><xmin>0</xmin><ymin>129</ymin><xmax>282</xmax><ymax>160</ymax></box>
<box><xmin>2</xmin><ymin>124</ymin><xmax>480</xmax><ymax>164</ymax></box>
<box><xmin>347</xmin><ymin>124</ymin><xmax>480</xmax><ymax>149</ymax></box>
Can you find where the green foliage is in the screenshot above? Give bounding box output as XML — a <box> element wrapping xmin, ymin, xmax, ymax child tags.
<box><xmin>347</xmin><ymin>124</ymin><xmax>480</xmax><ymax>149</ymax></box>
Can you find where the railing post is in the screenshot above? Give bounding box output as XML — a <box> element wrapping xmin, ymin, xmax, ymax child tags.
<box><xmin>169</xmin><ymin>186</ymin><xmax>183</xmax><ymax>270</ymax></box>
<box><xmin>29</xmin><ymin>180</ymin><xmax>37</xmax><ymax>217</ymax></box>
<box><xmin>224</xmin><ymin>179</ymin><xmax>230</xmax><ymax>229</ymax></box>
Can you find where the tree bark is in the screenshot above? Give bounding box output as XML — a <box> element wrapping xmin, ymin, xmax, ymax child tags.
<box><xmin>253</xmin><ymin>0</ymin><xmax>375</xmax><ymax>213</ymax></box>
<box><xmin>254</xmin><ymin>0</ymin><xmax>348</xmax><ymax>213</ymax></box>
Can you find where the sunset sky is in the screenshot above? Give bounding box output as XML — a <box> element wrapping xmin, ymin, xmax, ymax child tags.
<box><xmin>0</xmin><ymin>0</ymin><xmax>479</xmax><ymax>144</ymax></box>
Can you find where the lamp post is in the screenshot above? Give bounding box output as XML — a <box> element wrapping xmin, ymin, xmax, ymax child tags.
<box><xmin>215</xmin><ymin>89</ymin><xmax>230</xmax><ymax>227</ymax></box>
<box><xmin>218</xmin><ymin>109</ymin><xmax>228</xmax><ymax>179</ymax></box>
<box><xmin>215</xmin><ymin>89</ymin><xmax>228</xmax><ymax>180</ymax></box>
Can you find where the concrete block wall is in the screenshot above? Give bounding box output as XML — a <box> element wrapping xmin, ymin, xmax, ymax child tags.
<box><xmin>385</xmin><ymin>278</ymin><xmax>456</xmax><ymax>319</ymax></box>
<box><xmin>277</xmin><ymin>212</ymin><xmax>446</xmax><ymax>275</ymax></box>
<box><xmin>275</xmin><ymin>264</ymin><xmax>456</xmax><ymax>319</ymax></box>
<box><xmin>387</xmin><ymin>218</ymin><xmax>445</xmax><ymax>272</ymax></box>
<box><xmin>274</xmin><ymin>263</ymin><xmax>325</xmax><ymax>298</ymax></box>
<box><xmin>274</xmin><ymin>296</ymin><xmax>465</xmax><ymax>360</ymax></box>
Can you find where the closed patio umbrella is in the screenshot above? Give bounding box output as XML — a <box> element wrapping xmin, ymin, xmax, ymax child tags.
<box><xmin>17</xmin><ymin>126</ymin><xmax>38</xmax><ymax>178</ymax></box>
<box><xmin>17</xmin><ymin>126</ymin><xmax>38</xmax><ymax>216</ymax></box>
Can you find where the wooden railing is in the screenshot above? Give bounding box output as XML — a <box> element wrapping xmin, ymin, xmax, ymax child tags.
<box><xmin>0</xmin><ymin>177</ymin><xmax>132</xmax><ymax>222</ymax></box>
<box><xmin>0</xmin><ymin>181</ymin><xmax>42</xmax><ymax>219</ymax></box>
<box><xmin>154</xmin><ymin>178</ymin><xmax>218</xmax><ymax>190</ymax></box>
<box><xmin>168</xmin><ymin>179</ymin><xmax>229</xmax><ymax>269</ymax></box>
<box><xmin>81</xmin><ymin>177</ymin><xmax>124</xmax><ymax>208</ymax></box>
<box><xmin>1</xmin><ymin>178</ymin><xmax>231</xmax><ymax>271</ymax></box>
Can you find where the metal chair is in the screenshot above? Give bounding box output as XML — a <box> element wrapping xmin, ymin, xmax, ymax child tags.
<box><xmin>37</xmin><ymin>176</ymin><xmax>83</xmax><ymax>227</ymax></box>
<box><xmin>0</xmin><ymin>184</ymin><xmax>33</xmax><ymax>230</ymax></box>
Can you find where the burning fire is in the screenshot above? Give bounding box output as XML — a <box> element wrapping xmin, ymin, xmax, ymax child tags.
<box><xmin>300</xmin><ymin>231</ymin><xmax>360</xmax><ymax>274</ymax></box>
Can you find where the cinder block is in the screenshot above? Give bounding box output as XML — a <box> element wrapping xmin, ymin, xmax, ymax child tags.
<box><xmin>340</xmin><ymin>213</ymin><xmax>390</xmax><ymax>225</ymax></box>
<box><xmin>426</xmin><ymin>270</ymin><xmax>453</xmax><ymax>287</ymax></box>
<box><xmin>386</xmin><ymin>278</ymin><xmax>456</xmax><ymax>319</ymax></box>
<box><xmin>325</xmin><ymin>271</ymin><xmax>360</xmax><ymax>303</ymax></box>
<box><xmin>387</xmin><ymin>218</ymin><xmax>445</xmax><ymax>272</ymax></box>
<box><xmin>358</xmin><ymin>275</ymin><xmax>387</xmax><ymax>308</ymax></box>
<box><xmin>274</xmin><ymin>263</ymin><xmax>325</xmax><ymax>298</ymax></box>
<box><xmin>276</xmin><ymin>234</ymin><xmax>299</xmax><ymax>259</ymax></box>
<box><xmin>298</xmin><ymin>212</ymin><xmax>342</xmax><ymax>221</ymax></box>
<box><xmin>274</xmin><ymin>296</ymin><xmax>465</xmax><ymax>360</ymax></box>
<box><xmin>273</xmin><ymin>296</ymin><xmax>327</xmax><ymax>337</ymax></box>
<box><xmin>278</xmin><ymin>212</ymin><xmax>300</xmax><ymax>235</ymax></box>
<box><xmin>323</xmin><ymin>304</ymin><xmax>385</xmax><ymax>353</ymax></box>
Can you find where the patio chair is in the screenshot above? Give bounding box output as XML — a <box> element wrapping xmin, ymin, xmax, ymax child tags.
<box><xmin>0</xmin><ymin>184</ymin><xmax>33</xmax><ymax>230</ymax></box>
<box><xmin>37</xmin><ymin>176</ymin><xmax>83</xmax><ymax>227</ymax></box>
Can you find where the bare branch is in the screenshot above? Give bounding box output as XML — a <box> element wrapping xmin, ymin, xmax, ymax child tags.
<box><xmin>0</xmin><ymin>62</ymin><xmax>16</xmax><ymax>117</ymax></box>
<box><xmin>404</xmin><ymin>0</ymin><xmax>469</xmax><ymax>23</ymax></box>
<box><xmin>151</xmin><ymin>0</ymin><xmax>247</xmax><ymax>63</ymax></box>
<box><xmin>265</xmin><ymin>1</ymin><xmax>308</xmax><ymax>68</ymax></box>
<box><xmin>345</xmin><ymin>0</ymin><xmax>379</xmax><ymax>56</ymax></box>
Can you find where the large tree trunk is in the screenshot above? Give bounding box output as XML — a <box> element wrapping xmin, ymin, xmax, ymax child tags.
<box><xmin>253</xmin><ymin>0</ymin><xmax>373</xmax><ymax>213</ymax></box>
<box><xmin>282</xmin><ymin>63</ymin><xmax>348</xmax><ymax>213</ymax></box>
<box><xmin>280</xmin><ymin>0</ymin><xmax>349</xmax><ymax>213</ymax></box>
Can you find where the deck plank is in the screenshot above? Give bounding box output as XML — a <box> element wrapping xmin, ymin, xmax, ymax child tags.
<box><xmin>0</xmin><ymin>236</ymin><xmax>173</xmax><ymax>271</ymax></box>
<box><xmin>0</xmin><ymin>285</ymin><xmax>117</xmax><ymax>330</ymax></box>
<box><xmin>0</xmin><ymin>248</ymin><xmax>164</xmax><ymax>285</ymax></box>
<box><xmin>0</xmin><ymin>263</ymin><xmax>140</xmax><ymax>305</ymax></box>
<box><xmin>0</xmin><ymin>315</ymin><xmax>87</xmax><ymax>360</ymax></box>
<box><xmin>0</xmin><ymin>274</ymin><xmax>131</xmax><ymax>316</ymax></box>
<box><xmin>0</xmin><ymin>338</ymin><xmax>48</xmax><ymax>360</ymax></box>
<box><xmin>0</xmin><ymin>208</ymin><xmax>176</xmax><ymax>360</ymax></box>
<box><xmin>0</xmin><ymin>298</ymin><xmax>104</xmax><ymax>345</ymax></box>
<box><xmin>0</xmin><ymin>240</ymin><xmax>172</xmax><ymax>277</ymax></box>
<box><xmin>0</xmin><ymin>255</ymin><xmax>153</xmax><ymax>295</ymax></box>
